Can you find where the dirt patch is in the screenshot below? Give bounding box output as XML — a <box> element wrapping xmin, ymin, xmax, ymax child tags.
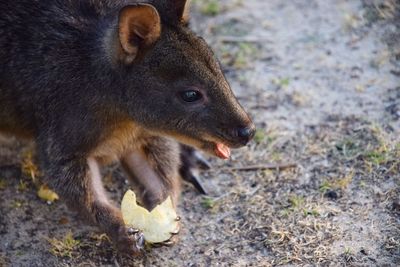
<box><xmin>1</xmin><ymin>0</ymin><xmax>399</xmax><ymax>266</ymax></box>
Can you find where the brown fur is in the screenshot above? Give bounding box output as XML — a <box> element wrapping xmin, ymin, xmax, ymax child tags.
<box><xmin>0</xmin><ymin>0</ymin><xmax>255</xmax><ymax>255</ymax></box>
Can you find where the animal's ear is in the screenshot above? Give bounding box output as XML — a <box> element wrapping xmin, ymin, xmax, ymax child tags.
<box><xmin>118</xmin><ymin>4</ymin><xmax>161</xmax><ymax>64</ymax></box>
<box><xmin>172</xmin><ymin>0</ymin><xmax>190</xmax><ymax>23</ymax></box>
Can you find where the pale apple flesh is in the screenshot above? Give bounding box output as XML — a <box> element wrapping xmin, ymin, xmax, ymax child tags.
<box><xmin>121</xmin><ymin>190</ymin><xmax>179</xmax><ymax>243</ymax></box>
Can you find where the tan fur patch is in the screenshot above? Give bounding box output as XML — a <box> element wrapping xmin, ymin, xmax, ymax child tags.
<box><xmin>91</xmin><ymin>120</ymin><xmax>146</xmax><ymax>164</ymax></box>
<box><xmin>166</xmin><ymin>132</ymin><xmax>206</xmax><ymax>151</ymax></box>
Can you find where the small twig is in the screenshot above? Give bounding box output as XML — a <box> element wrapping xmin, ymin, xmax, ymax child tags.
<box><xmin>248</xmin><ymin>185</ymin><xmax>261</xmax><ymax>196</ymax></box>
<box><xmin>220</xmin><ymin>163</ymin><xmax>298</xmax><ymax>172</ymax></box>
<box><xmin>218</xmin><ymin>36</ymin><xmax>271</xmax><ymax>43</ymax></box>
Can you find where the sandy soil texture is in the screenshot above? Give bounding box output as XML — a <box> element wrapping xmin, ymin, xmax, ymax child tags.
<box><xmin>0</xmin><ymin>0</ymin><xmax>399</xmax><ymax>266</ymax></box>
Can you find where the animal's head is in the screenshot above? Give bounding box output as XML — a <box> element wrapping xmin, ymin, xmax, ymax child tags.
<box><xmin>109</xmin><ymin>0</ymin><xmax>255</xmax><ymax>159</ymax></box>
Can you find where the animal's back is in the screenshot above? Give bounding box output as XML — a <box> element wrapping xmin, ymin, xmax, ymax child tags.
<box><xmin>0</xmin><ymin>0</ymin><xmax>45</xmax><ymax>134</ymax></box>
<box><xmin>0</xmin><ymin>0</ymin><xmax>121</xmax><ymax>135</ymax></box>
<box><xmin>0</xmin><ymin>0</ymin><xmax>108</xmax><ymax>88</ymax></box>
<box><xmin>0</xmin><ymin>1</ymin><xmax>66</xmax><ymax>134</ymax></box>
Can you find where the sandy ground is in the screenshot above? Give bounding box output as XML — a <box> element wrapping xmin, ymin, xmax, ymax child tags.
<box><xmin>0</xmin><ymin>0</ymin><xmax>399</xmax><ymax>266</ymax></box>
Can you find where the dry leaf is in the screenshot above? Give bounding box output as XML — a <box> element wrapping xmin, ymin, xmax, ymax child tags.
<box><xmin>37</xmin><ymin>185</ymin><xmax>59</xmax><ymax>203</ymax></box>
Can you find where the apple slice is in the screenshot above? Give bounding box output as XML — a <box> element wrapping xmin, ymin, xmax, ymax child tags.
<box><xmin>121</xmin><ymin>190</ymin><xmax>179</xmax><ymax>243</ymax></box>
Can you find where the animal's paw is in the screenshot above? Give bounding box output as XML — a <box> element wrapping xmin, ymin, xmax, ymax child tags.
<box><xmin>116</xmin><ymin>226</ymin><xmax>145</xmax><ymax>255</ymax></box>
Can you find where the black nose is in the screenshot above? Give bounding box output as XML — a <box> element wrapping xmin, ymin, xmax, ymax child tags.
<box><xmin>237</xmin><ymin>125</ymin><xmax>256</xmax><ymax>143</ymax></box>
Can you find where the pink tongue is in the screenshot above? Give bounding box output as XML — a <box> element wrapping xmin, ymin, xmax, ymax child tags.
<box><xmin>215</xmin><ymin>143</ymin><xmax>231</xmax><ymax>159</ymax></box>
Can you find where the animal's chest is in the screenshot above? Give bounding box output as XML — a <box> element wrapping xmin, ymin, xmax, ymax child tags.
<box><xmin>91</xmin><ymin>121</ymin><xmax>146</xmax><ymax>164</ymax></box>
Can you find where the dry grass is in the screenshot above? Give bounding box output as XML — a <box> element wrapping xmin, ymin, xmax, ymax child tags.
<box><xmin>47</xmin><ymin>231</ymin><xmax>81</xmax><ymax>258</ymax></box>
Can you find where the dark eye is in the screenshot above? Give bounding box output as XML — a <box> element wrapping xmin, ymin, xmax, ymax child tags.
<box><xmin>180</xmin><ymin>90</ymin><xmax>203</xmax><ymax>103</ymax></box>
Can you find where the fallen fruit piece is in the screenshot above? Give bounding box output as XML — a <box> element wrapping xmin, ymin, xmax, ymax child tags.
<box><xmin>121</xmin><ymin>190</ymin><xmax>179</xmax><ymax>243</ymax></box>
<box><xmin>37</xmin><ymin>185</ymin><xmax>59</xmax><ymax>202</ymax></box>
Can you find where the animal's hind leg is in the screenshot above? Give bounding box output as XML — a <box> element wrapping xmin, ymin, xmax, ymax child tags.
<box><xmin>121</xmin><ymin>136</ymin><xmax>181</xmax><ymax>211</ymax></box>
